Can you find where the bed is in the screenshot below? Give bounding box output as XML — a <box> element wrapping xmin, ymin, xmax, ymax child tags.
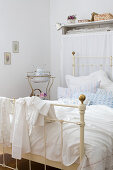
<box><xmin>0</xmin><ymin>52</ymin><xmax>113</xmax><ymax>170</ymax></box>
<box><xmin>0</xmin><ymin>95</ymin><xmax>86</xmax><ymax>170</ymax></box>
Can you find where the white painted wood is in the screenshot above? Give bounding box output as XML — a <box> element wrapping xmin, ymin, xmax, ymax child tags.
<box><xmin>79</xmin><ymin>103</ymin><xmax>86</xmax><ymax>161</ymax></box>
<box><xmin>51</xmin><ymin>103</ymin><xmax>78</xmax><ymax>108</ymax></box>
<box><xmin>60</xmin><ymin>19</ymin><xmax>113</xmax><ymax>34</ymax></box>
<box><xmin>63</xmin><ymin>19</ymin><xmax>113</xmax><ymax>28</ymax></box>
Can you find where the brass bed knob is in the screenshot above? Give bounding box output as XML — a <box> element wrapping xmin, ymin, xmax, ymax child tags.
<box><xmin>79</xmin><ymin>95</ymin><xmax>86</xmax><ymax>104</ymax></box>
<box><xmin>72</xmin><ymin>51</ymin><xmax>75</xmax><ymax>56</ymax></box>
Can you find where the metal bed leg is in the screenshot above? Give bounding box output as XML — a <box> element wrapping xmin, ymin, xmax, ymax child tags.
<box><xmin>44</xmin><ymin>163</ymin><xmax>46</xmax><ymax>170</ymax></box>
<box><xmin>15</xmin><ymin>159</ymin><xmax>18</xmax><ymax>170</ymax></box>
<box><xmin>44</xmin><ymin>120</ymin><xmax>46</xmax><ymax>170</ymax></box>
<box><xmin>2</xmin><ymin>143</ymin><xmax>5</xmax><ymax>167</ymax></box>
<box><xmin>29</xmin><ymin>160</ymin><xmax>32</xmax><ymax>170</ymax></box>
<box><xmin>60</xmin><ymin>121</ymin><xmax>63</xmax><ymax>170</ymax></box>
<box><xmin>2</xmin><ymin>143</ymin><xmax>17</xmax><ymax>170</ymax></box>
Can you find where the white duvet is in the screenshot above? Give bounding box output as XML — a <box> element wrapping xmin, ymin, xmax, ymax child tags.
<box><xmin>29</xmin><ymin>105</ymin><xmax>113</xmax><ymax>170</ymax></box>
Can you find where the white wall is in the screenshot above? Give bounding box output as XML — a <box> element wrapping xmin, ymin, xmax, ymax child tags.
<box><xmin>50</xmin><ymin>0</ymin><xmax>113</xmax><ymax>99</ymax></box>
<box><xmin>0</xmin><ymin>0</ymin><xmax>50</xmax><ymax>98</ymax></box>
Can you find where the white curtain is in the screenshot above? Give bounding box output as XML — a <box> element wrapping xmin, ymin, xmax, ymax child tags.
<box><xmin>61</xmin><ymin>31</ymin><xmax>113</xmax><ymax>87</ymax></box>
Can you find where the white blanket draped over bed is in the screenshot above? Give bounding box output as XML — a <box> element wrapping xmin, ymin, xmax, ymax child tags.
<box><xmin>0</xmin><ymin>97</ymin><xmax>12</xmax><ymax>145</ymax></box>
<box><xmin>61</xmin><ymin>31</ymin><xmax>113</xmax><ymax>86</ymax></box>
<box><xmin>11</xmin><ymin>97</ymin><xmax>57</xmax><ymax>159</ymax></box>
<box><xmin>55</xmin><ymin>105</ymin><xmax>113</xmax><ymax>170</ymax></box>
<box><xmin>10</xmin><ymin>98</ymin><xmax>113</xmax><ymax>170</ymax></box>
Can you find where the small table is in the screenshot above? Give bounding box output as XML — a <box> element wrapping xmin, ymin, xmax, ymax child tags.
<box><xmin>26</xmin><ymin>73</ymin><xmax>55</xmax><ymax>99</ymax></box>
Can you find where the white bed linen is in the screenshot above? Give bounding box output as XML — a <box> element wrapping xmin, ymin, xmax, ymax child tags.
<box><xmin>0</xmin><ymin>97</ymin><xmax>12</xmax><ymax>146</ymax></box>
<box><xmin>29</xmin><ymin>105</ymin><xmax>113</xmax><ymax>170</ymax></box>
<box><xmin>11</xmin><ymin>97</ymin><xmax>57</xmax><ymax>159</ymax></box>
<box><xmin>65</xmin><ymin>70</ymin><xmax>112</xmax><ymax>91</ymax></box>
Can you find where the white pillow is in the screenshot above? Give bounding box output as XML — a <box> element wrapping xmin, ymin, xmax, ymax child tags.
<box><xmin>65</xmin><ymin>75</ymin><xmax>100</xmax><ymax>93</ymax></box>
<box><xmin>89</xmin><ymin>70</ymin><xmax>112</xmax><ymax>89</ymax></box>
<box><xmin>65</xmin><ymin>75</ymin><xmax>90</xmax><ymax>88</ymax></box>
<box><xmin>65</xmin><ymin>70</ymin><xmax>112</xmax><ymax>92</ymax></box>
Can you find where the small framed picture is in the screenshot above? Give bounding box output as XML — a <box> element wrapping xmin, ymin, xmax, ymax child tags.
<box><xmin>12</xmin><ymin>41</ymin><xmax>19</xmax><ymax>53</ymax></box>
<box><xmin>4</xmin><ymin>52</ymin><xmax>11</xmax><ymax>65</ymax></box>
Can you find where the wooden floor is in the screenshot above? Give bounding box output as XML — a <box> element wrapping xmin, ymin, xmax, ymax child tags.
<box><xmin>0</xmin><ymin>154</ymin><xmax>59</xmax><ymax>170</ymax></box>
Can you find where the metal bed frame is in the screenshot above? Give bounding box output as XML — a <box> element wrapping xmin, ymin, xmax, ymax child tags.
<box><xmin>72</xmin><ymin>51</ymin><xmax>113</xmax><ymax>77</ymax></box>
<box><xmin>0</xmin><ymin>95</ymin><xmax>86</xmax><ymax>170</ymax></box>
<box><xmin>0</xmin><ymin>51</ymin><xmax>112</xmax><ymax>170</ymax></box>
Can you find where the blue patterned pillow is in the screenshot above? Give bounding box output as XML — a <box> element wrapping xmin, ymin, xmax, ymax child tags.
<box><xmin>71</xmin><ymin>91</ymin><xmax>96</xmax><ymax>105</ymax></box>
<box><xmin>57</xmin><ymin>87</ymin><xmax>96</xmax><ymax>105</ymax></box>
<box><xmin>92</xmin><ymin>89</ymin><xmax>113</xmax><ymax>108</ymax></box>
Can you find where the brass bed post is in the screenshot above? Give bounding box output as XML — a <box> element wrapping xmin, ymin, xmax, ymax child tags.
<box><xmin>72</xmin><ymin>51</ymin><xmax>75</xmax><ymax>76</ymax></box>
<box><xmin>110</xmin><ymin>56</ymin><xmax>112</xmax><ymax>67</ymax></box>
<box><xmin>79</xmin><ymin>95</ymin><xmax>86</xmax><ymax>162</ymax></box>
<box><xmin>110</xmin><ymin>56</ymin><xmax>113</xmax><ymax>79</ymax></box>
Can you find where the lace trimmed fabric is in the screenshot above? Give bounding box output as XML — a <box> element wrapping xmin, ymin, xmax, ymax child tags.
<box><xmin>0</xmin><ymin>97</ymin><xmax>12</xmax><ymax>146</ymax></box>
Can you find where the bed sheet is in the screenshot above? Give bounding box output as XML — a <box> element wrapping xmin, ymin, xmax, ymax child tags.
<box><xmin>29</xmin><ymin>105</ymin><xmax>113</xmax><ymax>170</ymax></box>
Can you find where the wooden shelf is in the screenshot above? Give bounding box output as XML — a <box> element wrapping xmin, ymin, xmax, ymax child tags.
<box><xmin>61</xmin><ymin>19</ymin><xmax>113</xmax><ymax>34</ymax></box>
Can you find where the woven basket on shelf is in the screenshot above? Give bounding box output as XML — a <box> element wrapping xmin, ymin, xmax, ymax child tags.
<box><xmin>78</xmin><ymin>19</ymin><xmax>90</xmax><ymax>23</ymax></box>
<box><xmin>94</xmin><ymin>13</ymin><xmax>113</xmax><ymax>21</ymax></box>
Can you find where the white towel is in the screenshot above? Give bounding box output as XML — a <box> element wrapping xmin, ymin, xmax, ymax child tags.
<box><xmin>25</xmin><ymin>97</ymin><xmax>57</xmax><ymax>135</ymax></box>
<box><xmin>12</xmin><ymin>98</ymin><xmax>31</xmax><ymax>159</ymax></box>
<box><xmin>12</xmin><ymin>96</ymin><xmax>57</xmax><ymax>159</ymax></box>
<box><xmin>0</xmin><ymin>97</ymin><xmax>12</xmax><ymax>146</ymax></box>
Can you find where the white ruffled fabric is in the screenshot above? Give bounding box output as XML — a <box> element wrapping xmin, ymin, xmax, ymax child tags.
<box><xmin>11</xmin><ymin>97</ymin><xmax>31</xmax><ymax>159</ymax></box>
<box><xmin>12</xmin><ymin>96</ymin><xmax>57</xmax><ymax>159</ymax></box>
<box><xmin>0</xmin><ymin>97</ymin><xmax>12</xmax><ymax>146</ymax></box>
<box><xmin>25</xmin><ymin>97</ymin><xmax>56</xmax><ymax>135</ymax></box>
